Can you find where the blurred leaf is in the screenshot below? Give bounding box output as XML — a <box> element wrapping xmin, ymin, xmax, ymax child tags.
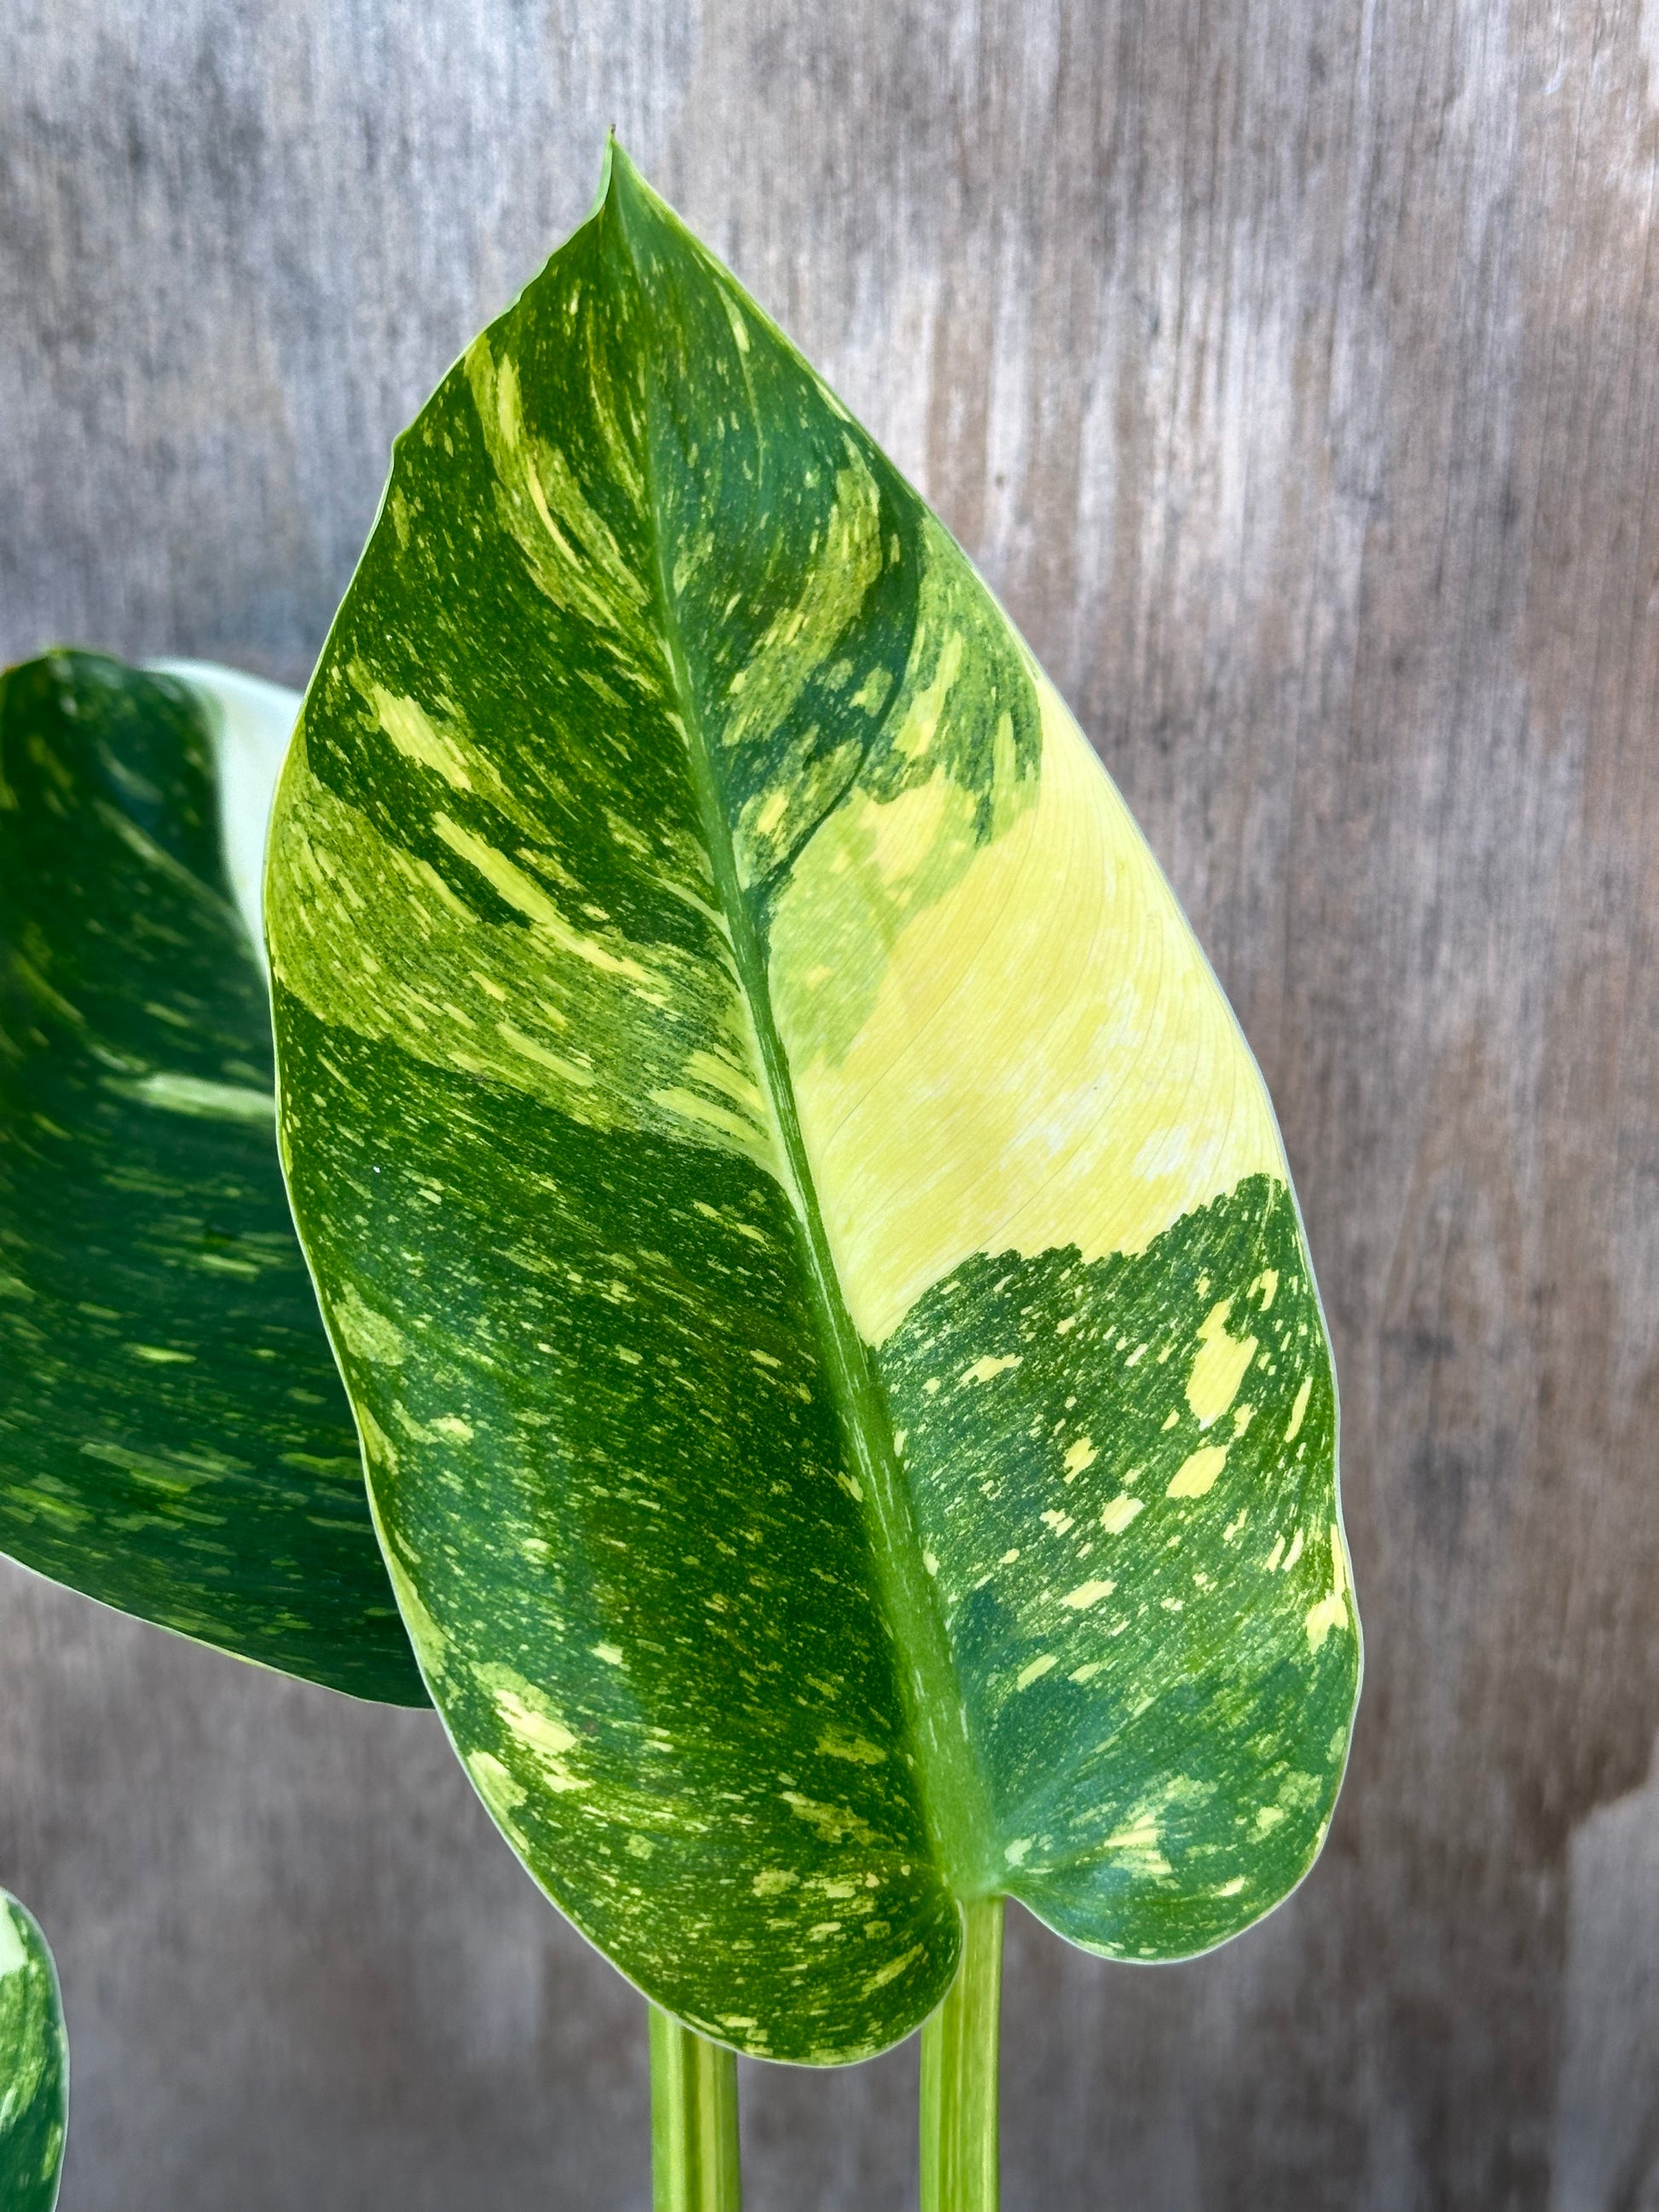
<box><xmin>0</xmin><ymin>1891</ymin><xmax>66</xmax><ymax>2212</ymax></box>
<box><xmin>0</xmin><ymin>651</ymin><xmax>425</xmax><ymax>1705</ymax></box>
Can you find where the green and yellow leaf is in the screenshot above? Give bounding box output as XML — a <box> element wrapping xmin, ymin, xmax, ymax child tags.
<box><xmin>0</xmin><ymin>651</ymin><xmax>425</xmax><ymax>1705</ymax></box>
<box><xmin>0</xmin><ymin>1891</ymin><xmax>67</xmax><ymax>2212</ymax></box>
<box><xmin>268</xmin><ymin>141</ymin><xmax>1359</xmax><ymax>2059</ymax></box>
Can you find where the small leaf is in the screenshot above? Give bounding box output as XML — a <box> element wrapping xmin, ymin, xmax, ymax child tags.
<box><xmin>269</xmin><ymin>141</ymin><xmax>1359</xmax><ymax>2058</ymax></box>
<box><xmin>0</xmin><ymin>651</ymin><xmax>425</xmax><ymax>1706</ymax></box>
<box><xmin>0</xmin><ymin>1891</ymin><xmax>67</xmax><ymax>2212</ymax></box>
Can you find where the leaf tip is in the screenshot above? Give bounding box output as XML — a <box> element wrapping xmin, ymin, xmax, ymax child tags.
<box><xmin>598</xmin><ymin>130</ymin><xmax>650</xmax><ymax>205</ymax></box>
<box><xmin>585</xmin><ymin>130</ymin><xmax>621</xmax><ymax>223</ymax></box>
<box><xmin>596</xmin><ymin>134</ymin><xmax>665</xmax><ymax>234</ymax></box>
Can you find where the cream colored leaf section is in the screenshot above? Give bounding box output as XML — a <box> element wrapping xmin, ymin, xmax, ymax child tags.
<box><xmin>771</xmin><ymin>675</ymin><xmax>1283</xmax><ymax>1344</ymax></box>
<box><xmin>147</xmin><ymin>658</ymin><xmax>301</xmax><ymax>962</ymax></box>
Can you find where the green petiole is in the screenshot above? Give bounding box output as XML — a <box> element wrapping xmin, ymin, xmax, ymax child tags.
<box><xmin>920</xmin><ymin>1895</ymin><xmax>1005</xmax><ymax>2212</ymax></box>
<box><xmin>650</xmin><ymin>2007</ymin><xmax>742</xmax><ymax>2212</ymax></box>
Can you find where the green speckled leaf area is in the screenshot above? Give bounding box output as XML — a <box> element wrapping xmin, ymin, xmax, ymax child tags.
<box><xmin>267</xmin><ymin>141</ymin><xmax>1358</xmax><ymax>2060</ymax></box>
<box><xmin>0</xmin><ymin>651</ymin><xmax>425</xmax><ymax>1705</ymax></box>
<box><xmin>890</xmin><ymin>1175</ymin><xmax>1344</xmax><ymax>1958</ymax></box>
<box><xmin>0</xmin><ymin>1891</ymin><xmax>66</xmax><ymax>2212</ymax></box>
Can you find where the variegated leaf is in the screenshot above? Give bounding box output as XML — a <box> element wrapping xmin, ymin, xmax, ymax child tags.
<box><xmin>268</xmin><ymin>141</ymin><xmax>1359</xmax><ymax>2060</ymax></box>
<box><xmin>0</xmin><ymin>1891</ymin><xmax>66</xmax><ymax>2212</ymax></box>
<box><xmin>0</xmin><ymin>650</ymin><xmax>425</xmax><ymax>1705</ymax></box>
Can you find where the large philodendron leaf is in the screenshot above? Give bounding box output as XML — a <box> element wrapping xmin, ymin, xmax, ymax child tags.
<box><xmin>0</xmin><ymin>1892</ymin><xmax>67</xmax><ymax>2212</ymax></box>
<box><xmin>268</xmin><ymin>141</ymin><xmax>1359</xmax><ymax>2059</ymax></box>
<box><xmin>0</xmin><ymin>650</ymin><xmax>425</xmax><ymax>1705</ymax></box>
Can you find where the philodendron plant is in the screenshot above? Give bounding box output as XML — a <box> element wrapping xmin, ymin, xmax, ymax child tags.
<box><xmin>0</xmin><ymin>141</ymin><xmax>1358</xmax><ymax>2207</ymax></box>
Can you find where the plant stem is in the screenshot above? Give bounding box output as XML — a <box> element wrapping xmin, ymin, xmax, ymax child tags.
<box><xmin>920</xmin><ymin>1896</ymin><xmax>1004</xmax><ymax>2212</ymax></box>
<box><xmin>650</xmin><ymin>2006</ymin><xmax>742</xmax><ymax>2212</ymax></box>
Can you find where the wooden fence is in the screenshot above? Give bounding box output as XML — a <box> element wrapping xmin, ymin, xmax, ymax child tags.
<box><xmin>4</xmin><ymin>3</ymin><xmax>1656</xmax><ymax>2203</ymax></box>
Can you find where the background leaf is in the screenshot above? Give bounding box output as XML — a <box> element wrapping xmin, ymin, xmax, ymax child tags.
<box><xmin>0</xmin><ymin>650</ymin><xmax>425</xmax><ymax>1706</ymax></box>
<box><xmin>0</xmin><ymin>1891</ymin><xmax>67</xmax><ymax>2212</ymax></box>
<box><xmin>269</xmin><ymin>142</ymin><xmax>1358</xmax><ymax>2058</ymax></box>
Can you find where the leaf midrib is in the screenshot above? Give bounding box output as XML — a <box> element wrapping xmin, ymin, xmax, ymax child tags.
<box><xmin>616</xmin><ymin>195</ymin><xmax>995</xmax><ymax>1905</ymax></box>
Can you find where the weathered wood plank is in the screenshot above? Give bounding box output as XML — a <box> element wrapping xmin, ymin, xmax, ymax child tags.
<box><xmin>5</xmin><ymin>1</ymin><xmax>1657</xmax><ymax>2203</ymax></box>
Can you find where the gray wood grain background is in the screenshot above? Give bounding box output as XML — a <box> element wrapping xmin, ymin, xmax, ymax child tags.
<box><xmin>4</xmin><ymin>1</ymin><xmax>1656</xmax><ymax>2204</ymax></box>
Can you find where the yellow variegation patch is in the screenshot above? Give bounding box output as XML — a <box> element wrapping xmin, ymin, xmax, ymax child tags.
<box><xmin>772</xmin><ymin>672</ymin><xmax>1282</xmax><ymax>1343</ymax></box>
